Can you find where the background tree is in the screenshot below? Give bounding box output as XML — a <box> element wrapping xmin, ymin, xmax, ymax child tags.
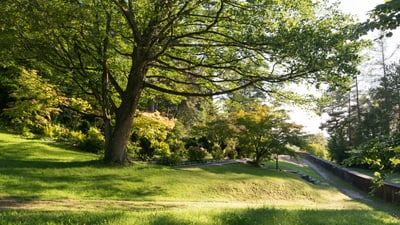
<box><xmin>303</xmin><ymin>133</ymin><xmax>329</xmax><ymax>159</ymax></box>
<box><xmin>234</xmin><ymin>106</ymin><xmax>304</xmax><ymax>166</ymax></box>
<box><xmin>321</xmin><ymin>89</ymin><xmax>352</xmax><ymax>163</ymax></box>
<box><xmin>2</xmin><ymin>0</ymin><xmax>363</xmax><ymax>163</ymax></box>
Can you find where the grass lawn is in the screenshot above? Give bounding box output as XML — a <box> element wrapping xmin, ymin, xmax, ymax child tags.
<box><xmin>0</xmin><ymin>132</ymin><xmax>399</xmax><ymax>224</ymax></box>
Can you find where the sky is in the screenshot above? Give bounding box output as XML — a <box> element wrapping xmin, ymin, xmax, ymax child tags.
<box><xmin>288</xmin><ymin>0</ymin><xmax>386</xmax><ymax>134</ymax></box>
<box><xmin>338</xmin><ymin>0</ymin><xmax>384</xmax><ymax>21</ymax></box>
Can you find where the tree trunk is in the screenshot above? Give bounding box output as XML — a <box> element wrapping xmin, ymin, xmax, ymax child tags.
<box><xmin>104</xmin><ymin>89</ymin><xmax>142</xmax><ymax>163</ymax></box>
<box><xmin>103</xmin><ymin>62</ymin><xmax>146</xmax><ymax>164</ymax></box>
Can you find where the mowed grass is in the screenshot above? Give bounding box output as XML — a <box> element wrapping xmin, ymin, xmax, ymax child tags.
<box><xmin>0</xmin><ymin>132</ymin><xmax>399</xmax><ymax>225</ymax></box>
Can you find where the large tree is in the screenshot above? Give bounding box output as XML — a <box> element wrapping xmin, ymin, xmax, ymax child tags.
<box><xmin>2</xmin><ymin>0</ymin><xmax>363</xmax><ymax>163</ymax></box>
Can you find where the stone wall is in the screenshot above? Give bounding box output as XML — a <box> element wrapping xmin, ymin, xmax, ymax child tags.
<box><xmin>303</xmin><ymin>153</ymin><xmax>400</xmax><ymax>204</ymax></box>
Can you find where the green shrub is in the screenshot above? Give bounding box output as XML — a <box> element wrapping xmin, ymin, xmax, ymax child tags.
<box><xmin>187</xmin><ymin>146</ymin><xmax>208</xmax><ymax>162</ymax></box>
<box><xmin>154</xmin><ymin>141</ymin><xmax>171</xmax><ymax>156</ymax></box>
<box><xmin>131</xmin><ymin>112</ymin><xmax>177</xmax><ymax>161</ymax></box>
<box><xmin>157</xmin><ymin>153</ymin><xmax>182</xmax><ymax>166</ymax></box>
<box><xmin>224</xmin><ymin>140</ymin><xmax>238</xmax><ymax>159</ymax></box>
<box><xmin>78</xmin><ymin>120</ymin><xmax>91</xmax><ymax>134</ymax></box>
<box><xmin>168</xmin><ymin>138</ymin><xmax>185</xmax><ymax>154</ymax></box>
<box><xmin>135</xmin><ymin>137</ymin><xmax>155</xmax><ymax>161</ymax></box>
<box><xmin>78</xmin><ymin>127</ymin><xmax>104</xmax><ymax>154</ymax></box>
<box><xmin>211</xmin><ymin>143</ymin><xmax>224</xmax><ymax>160</ymax></box>
<box><xmin>43</xmin><ymin>124</ymin><xmax>69</xmax><ymax>141</ymax></box>
<box><xmin>306</xmin><ymin>143</ymin><xmax>329</xmax><ymax>159</ymax></box>
<box><xmin>68</xmin><ymin>130</ymin><xmax>85</xmax><ymax>145</ymax></box>
<box><xmin>21</xmin><ymin>126</ymin><xmax>35</xmax><ymax>138</ymax></box>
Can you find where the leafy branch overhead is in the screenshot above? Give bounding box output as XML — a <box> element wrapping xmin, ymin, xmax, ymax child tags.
<box><xmin>361</xmin><ymin>0</ymin><xmax>400</xmax><ymax>37</ymax></box>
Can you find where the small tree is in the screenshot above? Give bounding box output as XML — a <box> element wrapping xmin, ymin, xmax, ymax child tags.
<box><xmin>3</xmin><ymin>68</ymin><xmax>61</xmax><ymax>134</ymax></box>
<box><xmin>269</xmin><ymin>122</ymin><xmax>305</xmax><ymax>170</ymax></box>
<box><xmin>234</xmin><ymin>106</ymin><xmax>304</xmax><ymax>166</ymax></box>
<box><xmin>304</xmin><ymin>133</ymin><xmax>329</xmax><ymax>159</ymax></box>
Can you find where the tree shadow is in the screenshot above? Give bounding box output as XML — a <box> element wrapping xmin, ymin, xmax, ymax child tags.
<box><xmin>0</xmin><ymin>209</ymin><xmax>126</xmax><ymax>225</ymax></box>
<box><xmin>0</xmin><ymin>140</ymin><xmax>165</xmax><ymax>200</ymax></box>
<box><xmin>144</xmin><ymin>207</ymin><xmax>400</xmax><ymax>225</ymax></box>
<box><xmin>0</xmin><ymin>158</ymin><xmax>103</xmax><ymax>169</ymax></box>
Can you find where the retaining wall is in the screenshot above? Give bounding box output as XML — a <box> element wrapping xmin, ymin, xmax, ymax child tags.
<box><xmin>303</xmin><ymin>153</ymin><xmax>400</xmax><ymax>204</ymax></box>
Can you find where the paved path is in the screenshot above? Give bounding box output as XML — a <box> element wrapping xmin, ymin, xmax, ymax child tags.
<box><xmin>301</xmin><ymin>158</ymin><xmax>400</xmax><ymax>218</ymax></box>
<box><xmin>302</xmin><ymin>159</ymin><xmax>368</xmax><ymax>201</ymax></box>
<box><xmin>175</xmin><ymin>159</ymin><xmax>247</xmax><ymax>168</ymax></box>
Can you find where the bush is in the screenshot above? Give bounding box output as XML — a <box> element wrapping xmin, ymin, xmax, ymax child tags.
<box><xmin>135</xmin><ymin>137</ymin><xmax>155</xmax><ymax>161</ymax></box>
<box><xmin>224</xmin><ymin>140</ymin><xmax>238</xmax><ymax>159</ymax></box>
<box><xmin>21</xmin><ymin>126</ymin><xmax>35</xmax><ymax>139</ymax></box>
<box><xmin>154</xmin><ymin>141</ymin><xmax>171</xmax><ymax>156</ymax></box>
<box><xmin>211</xmin><ymin>143</ymin><xmax>224</xmax><ymax>160</ymax></box>
<box><xmin>78</xmin><ymin>120</ymin><xmax>91</xmax><ymax>134</ymax></box>
<box><xmin>43</xmin><ymin>124</ymin><xmax>69</xmax><ymax>141</ymax></box>
<box><xmin>131</xmin><ymin>112</ymin><xmax>177</xmax><ymax>161</ymax></box>
<box><xmin>157</xmin><ymin>153</ymin><xmax>182</xmax><ymax>166</ymax></box>
<box><xmin>168</xmin><ymin>138</ymin><xmax>185</xmax><ymax>154</ymax></box>
<box><xmin>78</xmin><ymin>127</ymin><xmax>104</xmax><ymax>154</ymax></box>
<box><xmin>68</xmin><ymin>130</ymin><xmax>85</xmax><ymax>145</ymax></box>
<box><xmin>187</xmin><ymin>146</ymin><xmax>208</xmax><ymax>162</ymax></box>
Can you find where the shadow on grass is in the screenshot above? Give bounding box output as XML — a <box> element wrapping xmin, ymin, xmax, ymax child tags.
<box><xmin>146</xmin><ymin>208</ymin><xmax>399</xmax><ymax>225</ymax></box>
<box><xmin>0</xmin><ymin>140</ymin><xmax>164</xmax><ymax>200</ymax></box>
<box><xmin>0</xmin><ymin>158</ymin><xmax>103</xmax><ymax>169</ymax></box>
<box><xmin>0</xmin><ymin>209</ymin><xmax>126</xmax><ymax>225</ymax></box>
<box><xmin>3</xmin><ymin>207</ymin><xmax>394</xmax><ymax>225</ymax></box>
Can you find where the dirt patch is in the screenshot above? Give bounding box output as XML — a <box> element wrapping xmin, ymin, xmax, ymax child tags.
<box><xmin>0</xmin><ymin>199</ymin><xmax>266</xmax><ymax>211</ymax></box>
<box><xmin>0</xmin><ymin>199</ymin><xmax>185</xmax><ymax>211</ymax></box>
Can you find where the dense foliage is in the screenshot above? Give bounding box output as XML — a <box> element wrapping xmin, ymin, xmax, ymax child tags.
<box><xmin>0</xmin><ymin>0</ymin><xmax>363</xmax><ymax>163</ymax></box>
<box><xmin>362</xmin><ymin>0</ymin><xmax>400</xmax><ymax>37</ymax></box>
<box><xmin>345</xmin><ymin>134</ymin><xmax>400</xmax><ymax>175</ymax></box>
<box><xmin>323</xmin><ymin>61</ymin><xmax>400</xmax><ymax>179</ymax></box>
<box><xmin>323</xmin><ymin>0</ymin><xmax>400</xmax><ymax>183</ymax></box>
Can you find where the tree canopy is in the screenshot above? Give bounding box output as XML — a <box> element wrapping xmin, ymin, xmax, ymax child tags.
<box><xmin>363</xmin><ymin>0</ymin><xmax>400</xmax><ymax>36</ymax></box>
<box><xmin>1</xmin><ymin>0</ymin><xmax>364</xmax><ymax>163</ymax></box>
